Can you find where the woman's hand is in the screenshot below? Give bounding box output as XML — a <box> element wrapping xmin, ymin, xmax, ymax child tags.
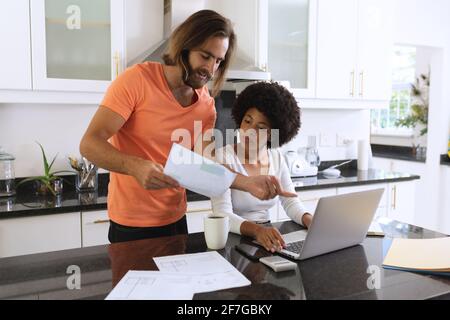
<box><xmin>255</xmin><ymin>226</ymin><xmax>286</xmax><ymax>253</ymax></box>
<box><xmin>302</xmin><ymin>213</ymin><xmax>313</xmax><ymax>229</ymax></box>
<box><xmin>233</xmin><ymin>175</ymin><xmax>297</xmax><ymax>200</ymax></box>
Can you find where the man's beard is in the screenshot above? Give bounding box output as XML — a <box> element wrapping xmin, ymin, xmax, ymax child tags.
<box><xmin>181</xmin><ymin>60</ymin><xmax>212</xmax><ymax>89</ymax></box>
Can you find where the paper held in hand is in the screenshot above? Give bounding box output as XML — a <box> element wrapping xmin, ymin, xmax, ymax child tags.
<box><xmin>164</xmin><ymin>143</ymin><xmax>237</xmax><ymax>198</ymax></box>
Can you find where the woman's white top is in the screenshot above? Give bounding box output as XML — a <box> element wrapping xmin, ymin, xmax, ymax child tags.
<box><xmin>211</xmin><ymin>144</ymin><xmax>309</xmax><ymax>235</ymax></box>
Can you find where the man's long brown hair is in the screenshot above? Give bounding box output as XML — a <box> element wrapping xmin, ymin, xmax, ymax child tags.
<box><xmin>162</xmin><ymin>10</ymin><xmax>236</xmax><ymax>97</ymax></box>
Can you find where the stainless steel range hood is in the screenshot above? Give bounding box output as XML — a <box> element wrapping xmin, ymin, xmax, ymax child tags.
<box><xmin>131</xmin><ymin>0</ymin><xmax>271</xmax><ymax>82</ymax></box>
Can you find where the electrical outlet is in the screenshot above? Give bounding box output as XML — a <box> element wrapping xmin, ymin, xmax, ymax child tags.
<box><xmin>336</xmin><ymin>134</ymin><xmax>348</xmax><ymax>147</ymax></box>
<box><xmin>320</xmin><ymin>133</ymin><xmax>334</xmax><ymax>147</ymax></box>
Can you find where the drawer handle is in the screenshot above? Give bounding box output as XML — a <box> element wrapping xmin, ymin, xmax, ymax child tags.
<box><xmin>93</xmin><ymin>219</ymin><xmax>110</xmax><ymax>224</ymax></box>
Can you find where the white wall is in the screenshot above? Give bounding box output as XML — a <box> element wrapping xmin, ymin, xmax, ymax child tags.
<box><xmin>393</xmin><ymin>0</ymin><xmax>450</xmax><ymax>154</ymax></box>
<box><xmin>0</xmin><ymin>103</ymin><xmax>370</xmax><ymax>177</ymax></box>
<box><xmin>0</xmin><ymin>103</ymin><xmax>98</xmax><ymax>177</ymax></box>
<box><xmin>283</xmin><ymin>109</ymin><xmax>371</xmax><ymax>162</ymax></box>
<box><xmin>386</xmin><ymin>0</ymin><xmax>450</xmax><ymax>234</ymax></box>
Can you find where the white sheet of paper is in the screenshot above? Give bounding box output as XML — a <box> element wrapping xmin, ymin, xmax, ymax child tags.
<box><xmin>154</xmin><ymin>251</ymin><xmax>251</xmax><ymax>292</ymax></box>
<box><xmin>105</xmin><ymin>271</ymin><xmax>195</xmax><ymax>300</ymax></box>
<box><xmin>164</xmin><ymin>143</ymin><xmax>236</xmax><ymax>198</ymax></box>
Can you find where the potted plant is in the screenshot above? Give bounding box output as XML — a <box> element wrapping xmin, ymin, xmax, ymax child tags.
<box><xmin>395</xmin><ymin>72</ymin><xmax>430</xmax><ymax>155</ymax></box>
<box><xmin>17</xmin><ymin>142</ymin><xmax>75</xmax><ymax>196</ymax></box>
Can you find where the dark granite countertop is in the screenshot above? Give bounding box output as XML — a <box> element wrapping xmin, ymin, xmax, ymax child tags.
<box><xmin>0</xmin><ymin>169</ymin><xmax>420</xmax><ymax>219</ymax></box>
<box><xmin>0</xmin><ymin>218</ymin><xmax>448</xmax><ymax>300</ymax></box>
<box><xmin>291</xmin><ymin>168</ymin><xmax>419</xmax><ymax>191</ymax></box>
<box><xmin>371</xmin><ymin>144</ymin><xmax>427</xmax><ymax>163</ymax></box>
<box><xmin>441</xmin><ymin>154</ymin><xmax>450</xmax><ymax>166</ymax></box>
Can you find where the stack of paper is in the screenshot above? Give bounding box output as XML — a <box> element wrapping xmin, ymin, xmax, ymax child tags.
<box><xmin>106</xmin><ymin>251</ymin><xmax>251</xmax><ymax>300</ymax></box>
<box><xmin>382</xmin><ymin>237</ymin><xmax>450</xmax><ymax>275</ymax></box>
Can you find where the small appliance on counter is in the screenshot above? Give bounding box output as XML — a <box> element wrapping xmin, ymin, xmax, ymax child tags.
<box><xmin>284</xmin><ymin>136</ymin><xmax>321</xmax><ymax>178</ymax></box>
<box><xmin>0</xmin><ymin>147</ymin><xmax>16</xmax><ymax>197</ymax></box>
<box><xmin>285</xmin><ymin>150</ymin><xmax>318</xmax><ymax>178</ymax></box>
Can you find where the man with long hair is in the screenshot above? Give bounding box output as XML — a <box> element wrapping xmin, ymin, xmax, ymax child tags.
<box><xmin>80</xmin><ymin>10</ymin><xmax>295</xmax><ymax>243</ymax></box>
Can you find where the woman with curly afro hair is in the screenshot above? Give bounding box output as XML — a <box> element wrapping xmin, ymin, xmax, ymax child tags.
<box><xmin>211</xmin><ymin>82</ymin><xmax>313</xmax><ymax>253</ymax></box>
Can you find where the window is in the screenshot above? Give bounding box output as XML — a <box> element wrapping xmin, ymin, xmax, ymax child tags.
<box><xmin>371</xmin><ymin>46</ymin><xmax>417</xmax><ymax>136</ymax></box>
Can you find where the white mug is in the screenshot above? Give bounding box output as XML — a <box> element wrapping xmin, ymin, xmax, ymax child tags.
<box><xmin>204</xmin><ymin>215</ymin><xmax>229</xmax><ymax>250</ymax></box>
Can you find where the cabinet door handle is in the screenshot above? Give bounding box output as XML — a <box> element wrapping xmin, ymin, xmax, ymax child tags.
<box><xmin>391</xmin><ymin>185</ymin><xmax>397</xmax><ymax>210</ymax></box>
<box><xmin>114</xmin><ymin>51</ymin><xmax>120</xmax><ymax>78</ymax></box>
<box><xmin>359</xmin><ymin>71</ymin><xmax>365</xmax><ymax>97</ymax></box>
<box><xmin>350</xmin><ymin>71</ymin><xmax>355</xmax><ymax>97</ymax></box>
<box><xmin>93</xmin><ymin>219</ymin><xmax>110</xmax><ymax>224</ymax></box>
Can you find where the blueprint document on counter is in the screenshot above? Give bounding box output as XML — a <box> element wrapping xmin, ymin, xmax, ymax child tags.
<box><xmin>105</xmin><ymin>271</ymin><xmax>195</xmax><ymax>300</ymax></box>
<box><xmin>154</xmin><ymin>251</ymin><xmax>251</xmax><ymax>293</ymax></box>
<box><xmin>163</xmin><ymin>143</ymin><xmax>236</xmax><ymax>198</ymax></box>
<box><xmin>105</xmin><ymin>252</ymin><xmax>251</xmax><ymax>300</ymax></box>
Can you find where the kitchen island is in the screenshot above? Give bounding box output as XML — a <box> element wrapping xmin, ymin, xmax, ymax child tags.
<box><xmin>0</xmin><ymin>168</ymin><xmax>421</xmax><ymax>258</ymax></box>
<box><xmin>0</xmin><ymin>218</ymin><xmax>449</xmax><ymax>300</ymax></box>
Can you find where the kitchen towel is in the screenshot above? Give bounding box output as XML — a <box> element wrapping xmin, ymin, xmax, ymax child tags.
<box><xmin>357</xmin><ymin>140</ymin><xmax>369</xmax><ymax>171</ymax></box>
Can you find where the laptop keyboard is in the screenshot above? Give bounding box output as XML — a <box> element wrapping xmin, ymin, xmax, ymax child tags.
<box><xmin>285</xmin><ymin>241</ymin><xmax>304</xmax><ymax>254</ymax></box>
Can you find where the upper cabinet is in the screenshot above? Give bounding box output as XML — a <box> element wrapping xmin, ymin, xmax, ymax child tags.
<box><xmin>0</xmin><ymin>0</ymin><xmax>160</xmax><ymax>103</ymax></box>
<box><xmin>30</xmin><ymin>0</ymin><xmax>125</xmax><ymax>92</ymax></box>
<box><xmin>209</xmin><ymin>0</ymin><xmax>317</xmax><ymax>96</ymax></box>
<box><xmin>267</xmin><ymin>0</ymin><xmax>317</xmax><ymax>98</ymax></box>
<box><xmin>1</xmin><ymin>0</ymin><xmax>394</xmax><ymax>107</ymax></box>
<box><xmin>0</xmin><ymin>1</ymin><xmax>32</xmax><ymax>90</ymax></box>
<box><xmin>315</xmin><ymin>0</ymin><xmax>394</xmax><ymax>103</ymax></box>
<box><xmin>356</xmin><ymin>0</ymin><xmax>394</xmax><ymax>101</ymax></box>
<box><xmin>203</xmin><ymin>0</ymin><xmax>269</xmax><ymax>80</ymax></box>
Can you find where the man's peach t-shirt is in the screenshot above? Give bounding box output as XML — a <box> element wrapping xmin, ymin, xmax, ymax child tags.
<box><xmin>101</xmin><ymin>62</ymin><xmax>216</xmax><ymax>227</ymax></box>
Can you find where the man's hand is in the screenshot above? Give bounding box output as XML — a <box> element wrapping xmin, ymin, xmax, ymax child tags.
<box><xmin>255</xmin><ymin>226</ymin><xmax>286</xmax><ymax>253</ymax></box>
<box><xmin>129</xmin><ymin>158</ymin><xmax>180</xmax><ymax>190</ymax></box>
<box><xmin>234</xmin><ymin>175</ymin><xmax>297</xmax><ymax>200</ymax></box>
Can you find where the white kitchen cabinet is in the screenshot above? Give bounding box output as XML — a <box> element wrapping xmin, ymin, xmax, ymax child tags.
<box><xmin>81</xmin><ymin>210</ymin><xmax>110</xmax><ymax>247</ymax></box>
<box><xmin>0</xmin><ymin>212</ymin><xmax>81</xmax><ymax>258</ymax></box>
<box><xmin>186</xmin><ymin>200</ymin><xmax>212</xmax><ymax>234</ymax></box>
<box><xmin>0</xmin><ymin>0</ymin><xmax>32</xmax><ymax>90</ymax></box>
<box><xmin>204</xmin><ymin>0</ymin><xmax>269</xmax><ymax>80</ymax></box>
<box><xmin>315</xmin><ymin>0</ymin><xmax>393</xmax><ymax>104</ymax></box>
<box><xmin>278</xmin><ymin>188</ymin><xmax>337</xmax><ymax>221</ymax></box>
<box><xmin>30</xmin><ymin>0</ymin><xmax>126</xmax><ymax>92</ymax></box>
<box><xmin>337</xmin><ymin>183</ymin><xmax>389</xmax><ymax>219</ymax></box>
<box><xmin>387</xmin><ymin>180</ymin><xmax>416</xmax><ymax>226</ymax></box>
<box><xmin>356</xmin><ymin>0</ymin><xmax>394</xmax><ymax>101</ymax></box>
<box><xmin>267</xmin><ymin>0</ymin><xmax>317</xmax><ymax>98</ymax></box>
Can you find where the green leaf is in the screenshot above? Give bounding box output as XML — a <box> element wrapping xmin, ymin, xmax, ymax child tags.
<box><xmin>51</xmin><ymin>170</ymin><xmax>77</xmax><ymax>175</ymax></box>
<box><xmin>36</xmin><ymin>141</ymin><xmax>50</xmax><ymax>177</ymax></box>
<box><xmin>48</xmin><ymin>153</ymin><xmax>59</xmax><ymax>172</ymax></box>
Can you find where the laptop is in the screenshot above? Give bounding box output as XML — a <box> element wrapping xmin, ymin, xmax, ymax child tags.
<box><xmin>265</xmin><ymin>188</ymin><xmax>384</xmax><ymax>261</ymax></box>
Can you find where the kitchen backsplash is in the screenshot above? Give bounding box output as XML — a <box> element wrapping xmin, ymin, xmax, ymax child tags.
<box><xmin>0</xmin><ymin>103</ymin><xmax>370</xmax><ymax>177</ymax></box>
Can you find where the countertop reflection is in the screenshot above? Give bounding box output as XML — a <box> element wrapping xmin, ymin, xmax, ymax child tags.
<box><xmin>0</xmin><ymin>219</ymin><xmax>448</xmax><ymax>300</ymax></box>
